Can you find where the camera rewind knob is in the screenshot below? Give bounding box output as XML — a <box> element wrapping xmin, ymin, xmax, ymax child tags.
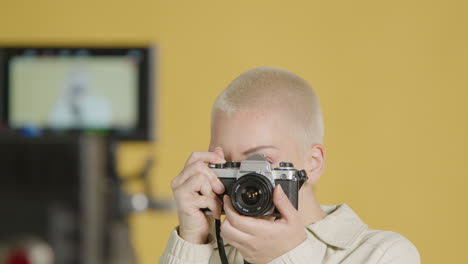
<box><xmin>209</xmin><ymin>163</ymin><xmax>225</xmax><ymax>169</ymax></box>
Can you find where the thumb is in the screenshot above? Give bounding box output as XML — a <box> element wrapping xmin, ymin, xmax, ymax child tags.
<box><xmin>273</xmin><ymin>185</ymin><xmax>297</xmax><ymax>221</ymax></box>
<box><xmin>213</xmin><ymin>146</ymin><xmax>225</xmax><ymax>160</ymax></box>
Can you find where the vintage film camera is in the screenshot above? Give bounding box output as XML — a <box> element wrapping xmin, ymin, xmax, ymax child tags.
<box><xmin>208</xmin><ymin>154</ymin><xmax>308</xmax><ymax>217</ymax></box>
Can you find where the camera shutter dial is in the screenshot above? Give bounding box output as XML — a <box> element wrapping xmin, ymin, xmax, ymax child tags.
<box><xmin>225</xmin><ymin>161</ymin><xmax>241</xmax><ymax>168</ymax></box>
<box><xmin>279</xmin><ymin>161</ymin><xmax>294</xmax><ymax>168</ymax></box>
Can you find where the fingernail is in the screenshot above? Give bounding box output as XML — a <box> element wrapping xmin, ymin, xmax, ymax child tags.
<box><xmin>215</xmin><ymin>146</ymin><xmax>223</xmax><ymax>152</ymax></box>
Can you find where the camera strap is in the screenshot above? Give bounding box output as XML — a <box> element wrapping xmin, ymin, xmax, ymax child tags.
<box><xmin>215</xmin><ymin>219</ymin><xmax>251</xmax><ymax>264</ymax></box>
<box><xmin>215</xmin><ymin>219</ymin><xmax>229</xmax><ymax>264</ymax></box>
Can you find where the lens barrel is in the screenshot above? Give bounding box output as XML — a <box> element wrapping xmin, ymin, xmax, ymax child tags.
<box><xmin>230</xmin><ymin>173</ymin><xmax>274</xmax><ymax>216</ymax></box>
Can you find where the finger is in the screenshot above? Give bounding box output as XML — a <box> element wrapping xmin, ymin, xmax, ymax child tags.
<box><xmin>180</xmin><ymin>173</ymin><xmax>219</xmax><ymax>197</ymax></box>
<box><xmin>171</xmin><ymin>161</ymin><xmax>209</xmax><ymax>189</ymax></box>
<box><xmin>273</xmin><ymin>185</ymin><xmax>297</xmax><ymax>221</ymax></box>
<box><xmin>258</xmin><ymin>215</ymin><xmax>276</xmax><ymax>222</ymax></box>
<box><xmin>185</xmin><ymin>151</ymin><xmax>226</xmax><ymax>166</ymax></box>
<box><xmin>177</xmin><ymin>175</ymin><xmax>223</xmax><ymax>217</ymax></box>
<box><xmin>199</xmin><ymin>177</ymin><xmax>217</xmax><ymax>198</ymax></box>
<box><xmin>223</xmin><ymin>195</ymin><xmax>272</xmax><ymax>235</ymax></box>
<box><xmin>220</xmin><ymin>218</ymin><xmax>253</xmax><ymax>247</ymax></box>
<box><xmin>192</xmin><ymin>195</ymin><xmax>222</xmax><ymax>219</ymax></box>
<box><xmin>171</xmin><ymin>162</ymin><xmax>225</xmax><ymax>193</ymax></box>
<box><xmin>212</xmin><ymin>146</ymin><xmax>225</xmax><ymax>160</ymax></box>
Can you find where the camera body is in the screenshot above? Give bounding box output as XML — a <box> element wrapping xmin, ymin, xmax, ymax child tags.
<box><xmin>208</xmin><ymin>154</ymin><xmax>308</xmax><ymax>217</ymax></box>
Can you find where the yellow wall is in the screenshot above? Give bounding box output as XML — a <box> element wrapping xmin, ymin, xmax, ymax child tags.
<box><xmin>1</xmin><ymin>0</ymin><xmax>467</xmax><ymax>263</ymax></box>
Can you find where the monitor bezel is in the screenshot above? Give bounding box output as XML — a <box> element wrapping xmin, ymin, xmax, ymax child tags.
<box><xmin>0</xmin><ymin>46</ymin><xmax>154</xmax><ymax>141</ymax></box>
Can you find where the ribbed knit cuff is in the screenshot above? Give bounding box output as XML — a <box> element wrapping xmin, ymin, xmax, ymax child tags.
<box><xmin>159</xmin><ymin>228</ymin><xmax>214</xmax><ymax>264</ymax></box>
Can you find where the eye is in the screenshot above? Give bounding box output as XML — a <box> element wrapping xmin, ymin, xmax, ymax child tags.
<box><xmin>262</xmin><ymin>156</ymin><xmax>274</xmax><ymax>164</ymax></box>
<box><xmin>243</xmin><ymin>152</ymin><xmax>277</xmax><ymax>164</ymax></box>
<box><xmin>252</xmin><ymin>152</ymin><xmax>275</xmax><ymax>163</ymax></box>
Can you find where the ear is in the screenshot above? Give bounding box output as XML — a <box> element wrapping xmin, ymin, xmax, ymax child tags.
<box><xmin>303</xmin><ymin>144</ymin><xmax>325</xmax><ymax>184</ymax></box>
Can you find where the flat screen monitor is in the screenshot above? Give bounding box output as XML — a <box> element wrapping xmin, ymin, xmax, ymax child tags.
<box><xmin>0</xmin><ymin>46</ymin><xmax>154</xmax><ymax>140</ymax></box>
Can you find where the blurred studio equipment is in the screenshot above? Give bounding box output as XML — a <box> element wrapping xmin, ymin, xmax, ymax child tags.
<box><xmin>0</xmin><ymin>46</ymin><xmax>173</xmax><ymax>264</ymax></box>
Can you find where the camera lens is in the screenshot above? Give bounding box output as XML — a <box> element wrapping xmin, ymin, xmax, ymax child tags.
<box><xmin>230</xmin><ymin>173</ymin><xmax>273</xmax><ymax>216</ymax></box>
<box><xmin>242</xmin><ymin>186</ymin><xmax>262</xmax><ymax>205</ymax></box>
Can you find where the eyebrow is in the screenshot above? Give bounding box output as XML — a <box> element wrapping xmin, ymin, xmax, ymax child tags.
<box><xmin>242</xmin><ymin>145</ymin><xmax>278</xmax><ymax>156</ymax></box>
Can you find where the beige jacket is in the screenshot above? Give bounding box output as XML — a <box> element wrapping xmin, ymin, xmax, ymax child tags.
<box><xmin>159</xmin><ymin>204</ymin><xmax>420</xmax><ymax>264</ymax></box>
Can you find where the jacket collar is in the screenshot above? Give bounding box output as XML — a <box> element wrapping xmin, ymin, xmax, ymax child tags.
<box><xmin>306</xmin><ymin>204</ymin><xmax>368</xmax><ymax>249</ymax></box>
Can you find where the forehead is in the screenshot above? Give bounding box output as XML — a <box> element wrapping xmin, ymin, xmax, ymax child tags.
<box><xmin>210</xmin><ymin>110</ymin><xmax>288</xmax><ymax>153</ymax></box>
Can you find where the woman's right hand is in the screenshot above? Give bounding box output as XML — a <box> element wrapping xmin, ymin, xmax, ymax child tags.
<box><xmin>170</xmin><ymin>147</ymin><xmax>226</xmax><ymax>244</ymax></box>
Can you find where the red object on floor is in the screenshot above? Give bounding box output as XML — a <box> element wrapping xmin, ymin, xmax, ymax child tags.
<box><xmin>6</xmin><ymin>248</ymin><xmax>30</xmax><ymax>264</ymax></box>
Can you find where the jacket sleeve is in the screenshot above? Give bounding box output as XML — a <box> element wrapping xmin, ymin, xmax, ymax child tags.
<box><xmin>159</xmin><ymin>228</ymin><xmax>215</xmax><ymax>264</ymax></box>
<box><xmin>268</xmin><ymin>236</ymin><xmax>327</xmax><ymax>264</ymax></box>
<box><xmin>377</xmin><ymin>236</ymin><xmax>421</xmax><ymax>264</ymax></box>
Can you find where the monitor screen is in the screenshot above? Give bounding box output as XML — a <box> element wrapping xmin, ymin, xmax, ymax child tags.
<box><xmin>0</xmin><ymin>47</ymin><xmax>154</xmax><ymax>140</ymax></box>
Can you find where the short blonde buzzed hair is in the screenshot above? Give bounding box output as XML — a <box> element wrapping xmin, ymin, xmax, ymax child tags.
<box><xmin>212</xmin><ymin>66</ymin><xmax>324</xmax><ymax>147</ymax></box>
